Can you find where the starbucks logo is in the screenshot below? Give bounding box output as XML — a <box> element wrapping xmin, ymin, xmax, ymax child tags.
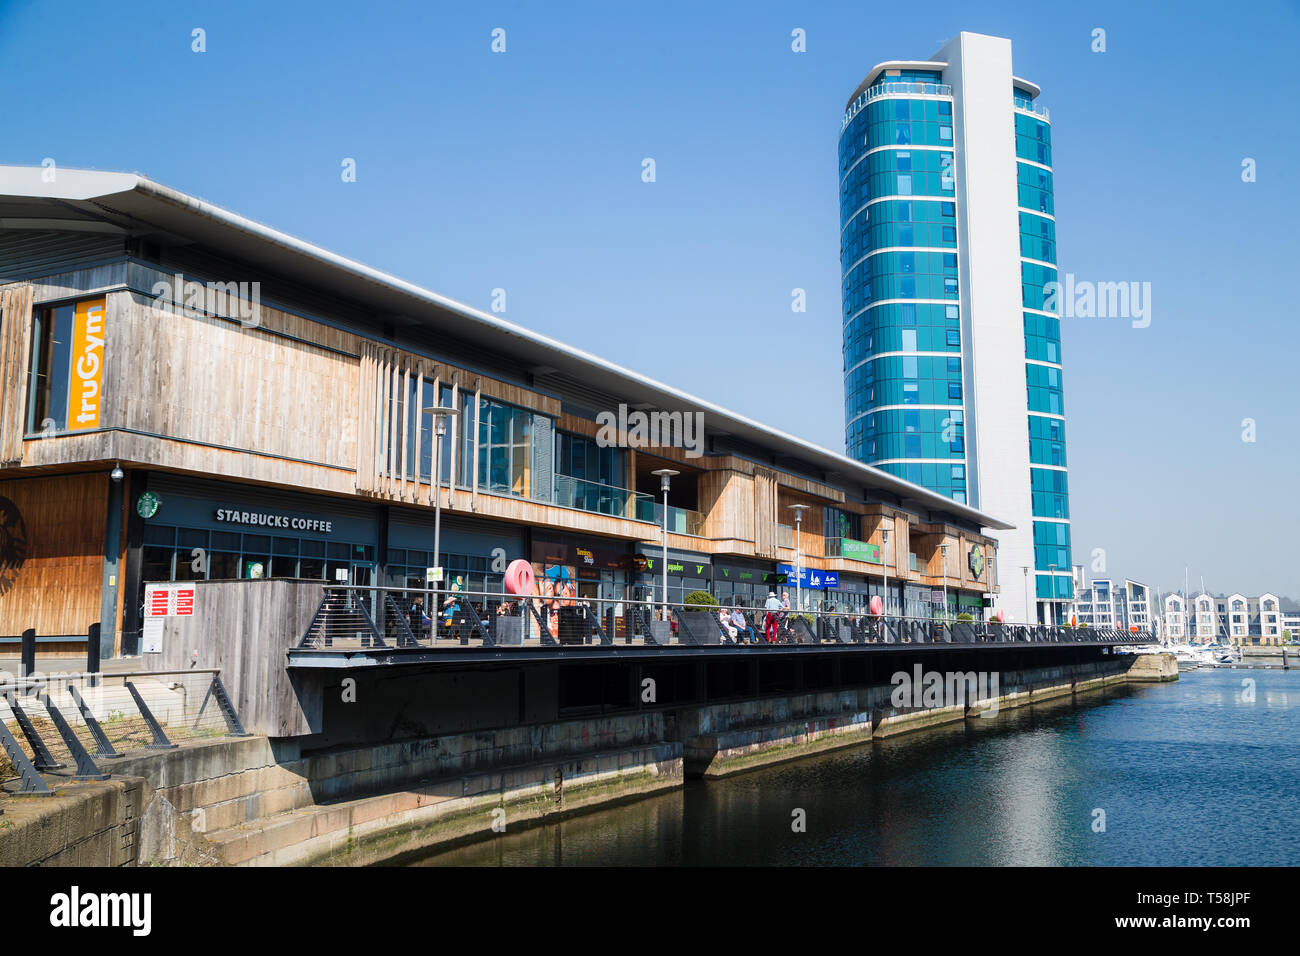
<box><xmin>0</xmin><ymin>496</ymin><xmax>30</xmax><ymax>598</ymax></box>
<box><xmin>137</xmin><ymin>491</ymin><xmax>160</xmax><ymax>519</ymax></box>
<box><xmin>968</xmin><ymin>545</ymin><xmax>985</xmax><ymax>578</ymax></box>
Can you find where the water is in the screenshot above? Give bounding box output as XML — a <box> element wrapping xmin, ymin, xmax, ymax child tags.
<box><xmin>408</xmin><ymin>669</ymin><xmax>1299</xmax><ymax>866</ymax></box>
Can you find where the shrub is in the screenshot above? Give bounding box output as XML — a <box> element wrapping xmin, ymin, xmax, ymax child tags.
<box><xmin>957</xmin><ymin>612</ymin><xmax>974</xmax><ymax>622</ymax></box>
<box><xmin>684</xmin><ymin>590</ymin><xmax>718</xmax><ymax>607</ymax></box>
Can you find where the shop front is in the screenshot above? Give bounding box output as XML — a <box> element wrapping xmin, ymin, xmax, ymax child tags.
<box><xmin>826</xmin><ymin>573</ymin><xmax>873</xmax><ymax>615</ymax></box>
<box><xmin>532</xmin><ymin>537</ymin><xmax>637</xmax><ymax>638</ymax></box>
<box><xmin>957</xmin><ymin>592</ymin><xmax>985</xmax><ymax>619</ymax></box>
<box><xmin>387</xmin><ymin>513</ymin><xmax>524</xmax><ymax>599</ymax></box>
<box><xmin>126</xmin><ymin>476</ymin><xmax>382</xmax><ymax>652</ymax></box>
<box><xmin>125</xmin><ymin>476</ymin><xmax>530</xmax><ymax>653</ymax></box>
<box><xmin>633</xmin><ymin>546</ymin><xmax>711</xmax><ymax>609</ymax></box>
<box><xmin>776</xmin><ymin>562</ymin><xmax>843</xmax><ymax>612</ymax></box>
<box><xmin>712</xmin><ymin>560</ymin><xmax>786</xmax><ymax>610</ymax></box>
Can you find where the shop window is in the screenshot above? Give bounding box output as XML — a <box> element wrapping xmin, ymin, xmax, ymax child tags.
<box><xmin>141</xmin><ymin>546</ymin><xmax>172</xmax><ymax>583</ymax></box>
<box><xmin>213</xmin><ymin>531</ymin><xmax>241</xmax><ymax>551</ymax></box>
<box><xmin>242</xmin><ymin>553</ymin><xmax>269</xmax><ymax>579</ymax></box>
<box><xmin>178</xmin><ymin>528</ymin><xmax>208</xmax><ymax>549</ymax></box>
<box><xmin>26</xmin><ymin>301</ymin><xmax>88</xmax><ymax>433</ymax></box>
<box><xmin>210</xmin><ymin>551</ymin><xmax>241</xmax><ymax>580</ymax></box>
<box><xmin>144</xmin><ymin>524</ymin><xmax>174</xmax><ymax>546</ymax></box>
<box><xmin>174</xmin><ymin>548</ymin><xmax>205</xmax><ymax>581</ymax></box>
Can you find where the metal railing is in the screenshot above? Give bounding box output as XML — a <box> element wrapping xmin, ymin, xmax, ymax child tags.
<box><xmin>1014</xmin><ymin>96</ymin><xmax>1051</xmax><ymax>120</ymax></box>
<box><xmin>633</xmin><ymin>500</ymin><xmax>706</xmax><ymax>536</ymax></box>
<box><xmin>295</xmin><ymin>585</ymin><xmax>1155</xmax><ymax>653</ymax></box>
<box><xmin>0</xmin><ymin>668</ymin><xmax>248</xmax><ymax>796</ymax></box>
<box><xmin>866</xmin><ymin>81</ymin><xmax>952</xmax><ymax>101</ymax></box>
<box><xmin>552</xmin><ymin>474</ymin><xmax>653</xmax><ymax>521</ymax></box>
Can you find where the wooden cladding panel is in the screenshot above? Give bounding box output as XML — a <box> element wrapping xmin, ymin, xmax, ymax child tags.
<box><xmin>753</xmin><ymin>468</ymin><xmax>778</xmax><ymax>558</ymax></box>
<box><xmin>0</xmin><ymin>473</ymin><xmax>106</xmax><ymax>637</ymax></box>
<box><xmin>0</xmin><ymin>285</ymin><xmax>33</xmax><ymax>464</ymax></box>
<box><xmin>114</xmin><ymin>292</ymin><xmax>358</xmax><ymax>469</ymax></box>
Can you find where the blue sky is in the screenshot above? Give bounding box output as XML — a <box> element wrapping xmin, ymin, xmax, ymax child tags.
<box><xmin>3</xmin><ymin>0</ymin><xmax>1297</xmax><ymax>598</ymax></box>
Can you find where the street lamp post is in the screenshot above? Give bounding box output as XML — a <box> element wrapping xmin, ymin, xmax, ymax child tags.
<box><xmin>789</xmin><ymin>504</ymin><xmax>810</xmax><ymax>613</ymax></box>
<box><xmin>940</xmin><ymin>543</ymin><xmax>949</xmax><ymax>623</ymax></box>
<box><xmin>423</xmin><ymin>404</ymin><xmax>458</xmax><ymax>642</ymax></box>
<box><xmin>881</xmin><ymin>526</ymin><xmax>890</xmax><ymax>619</ymax></box>
<box><xmin>651</xmin><ymin>469</ymin><xmax>678</xmax><ymax>622</ymax></box>
<box><xmin>1022</xmin><ymin>566</ymin><xmax>1031</xmax><ymax>625</ymax></box>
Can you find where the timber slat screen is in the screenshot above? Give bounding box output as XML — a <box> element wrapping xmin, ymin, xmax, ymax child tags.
<box><xmin>0</xmin><ymin>284</ymin><xmax>34</xmax><ymax>465</ymax></box>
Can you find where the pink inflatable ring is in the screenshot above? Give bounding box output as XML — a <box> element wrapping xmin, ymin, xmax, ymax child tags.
<box><xmin>504</xmin><ymin>559</ymin><xmax>535</xmax><ymax>596</ymax></box>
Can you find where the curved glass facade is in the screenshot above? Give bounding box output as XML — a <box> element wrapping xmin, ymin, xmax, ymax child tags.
<box><xmin>840</xmin><ymin>38</ymin><xmax>1074</xmax><ymax>625</ymax></box>
<box><xmin>840</xmin><ymin>72</ymin><xmax>967</xmax><ymax>503</ymax></box>
<box><xmin>1016</xmin><ymin>107</ymin><xmax>1073</xmax><ymax>605</ymax></box>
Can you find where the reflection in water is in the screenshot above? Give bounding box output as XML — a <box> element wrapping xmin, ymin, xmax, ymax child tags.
<box><xmin>407</xmin><ymin>670</ymin><xmax>1299</xmax><ymax>867</ymax></box>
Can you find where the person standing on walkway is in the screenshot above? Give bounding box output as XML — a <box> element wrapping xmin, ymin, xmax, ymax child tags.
<box><xmin>764</xmin><ymin>591</ymin><xmax>783</xmax><ymax>643</ymax></box>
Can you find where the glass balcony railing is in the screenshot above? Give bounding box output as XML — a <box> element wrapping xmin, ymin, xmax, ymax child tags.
<box><xmin>634</xmin><ymin>497</ymin><xmax>706</xmax><ymax>536</ymax></box>
<box><xmin>843</xmin><ymin>81</ymin><xmax>954</xmax><ymax>131</ymax></box>
<box><xmin>552</xmin><ymin>474</ymin><xmax>653</xmax><ymax>521</ymax></box>
<box><xmin>867</xmin><ymin>80</ymin><xmax>952</xmax><ymax>101</ymax></box>
<box><xmin>1014</xmin><ymin>95</ymin><xmax>1050</xmax><ymax>120</ymax></box>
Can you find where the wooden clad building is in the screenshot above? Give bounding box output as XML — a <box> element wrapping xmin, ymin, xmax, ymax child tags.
<box><xmin>0</xmin><ymin>167</ymin><xmax>1009</xmax><ymax>658</ymax></box>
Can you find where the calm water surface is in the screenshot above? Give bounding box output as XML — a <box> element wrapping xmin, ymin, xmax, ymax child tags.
<box><xmin>409</xmin><ymin>669</ymin><xmax>1298</xmax><ymax>866</ymax></box>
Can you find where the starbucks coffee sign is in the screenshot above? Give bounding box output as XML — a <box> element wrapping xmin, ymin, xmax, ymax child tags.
<box><xmin>215</xmin><ymin>508</ymin><xmax>333</xmax><ymax>533</ymax></box>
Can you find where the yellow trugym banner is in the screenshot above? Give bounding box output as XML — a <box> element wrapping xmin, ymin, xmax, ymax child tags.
<box><xmin>69</xmin><ymin>297</ymin><xmax>106</xmax><ymax>429</ymax></box>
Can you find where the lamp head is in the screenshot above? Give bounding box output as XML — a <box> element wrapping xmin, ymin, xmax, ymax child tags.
<box><xmin>650</xmin><ymin>468</ymin><xmax>679</xmax><ymax>491</ymax></box>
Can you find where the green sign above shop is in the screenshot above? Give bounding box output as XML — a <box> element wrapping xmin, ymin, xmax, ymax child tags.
<box><xmin>136</xmin><ymin>492</ymin><xmax>160</xmax><ymax>519</ymax></box>
<box><xmin>841</xmin><ymin>537</ymin><xmax>881</xmax><ymax>564</ymax></box>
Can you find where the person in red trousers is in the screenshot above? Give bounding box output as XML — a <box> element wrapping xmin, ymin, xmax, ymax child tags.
<box><xmin>763</xmin><ymin>591</ymin><xmax>783</xmax><ymax>642</ymax></box>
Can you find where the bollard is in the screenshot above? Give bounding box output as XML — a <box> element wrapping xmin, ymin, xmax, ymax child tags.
<box><xmin>20</xmin><ymin>628</ymin><xmax>35</xmax><ymax>678</ymax></box>
<box><xmin>87</xmin><ymin>622</ymin><xmax>101</xmax><ymax>683</ymax></box>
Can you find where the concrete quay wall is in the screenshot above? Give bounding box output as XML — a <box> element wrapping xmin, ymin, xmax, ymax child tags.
<box><xmin>1</xmin><ymin>653</ymin><xmax>1175</xmax><ymax>865</ymax></box>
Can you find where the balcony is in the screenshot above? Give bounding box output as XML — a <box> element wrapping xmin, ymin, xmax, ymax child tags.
<box><xmin>632</xmin><ymin>497</ymin><xmax>706</xmax><ymax>536</ymax></box>
<box><xmin>552</xmin><ymin>474</ymin><xmax>652</xmax><ymax>522</ymax></box>
<box><xmin>843</xmin><ymin>81</ymin><xmax>954</xmax><ymax>132</ymax></box>
<box><xmin>867</xmin><ymin>81</ymin><xmax>952</xmax><ymax>101</ymax></box>
<box><xmin>1014</xmin><ymin>95</ymin><xmax>1050</xmax><ymax>120</ymax></box>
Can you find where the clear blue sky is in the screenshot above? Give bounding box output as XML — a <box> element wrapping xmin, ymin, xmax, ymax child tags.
<box><xmin>4</xmin><ymin>0</ymin><xmax>1297</xmax><ymax>599</ymax></box>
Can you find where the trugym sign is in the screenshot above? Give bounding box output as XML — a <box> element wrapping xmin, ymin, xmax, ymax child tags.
<box><xmin>70</xmin><ymin>298</ymin><xmax>106</xmax><ymax>428</ymax></box>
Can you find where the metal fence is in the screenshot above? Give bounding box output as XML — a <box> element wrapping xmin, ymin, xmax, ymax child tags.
<box><xmin>0</xmin><ymin>669</ymin><xmax>247</xmax><ymax>797</ymax></box>
<box><xmin>297</xmin><ymin>585</ymin><xmax>1154</xmax><ymax>652</ymax></box>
